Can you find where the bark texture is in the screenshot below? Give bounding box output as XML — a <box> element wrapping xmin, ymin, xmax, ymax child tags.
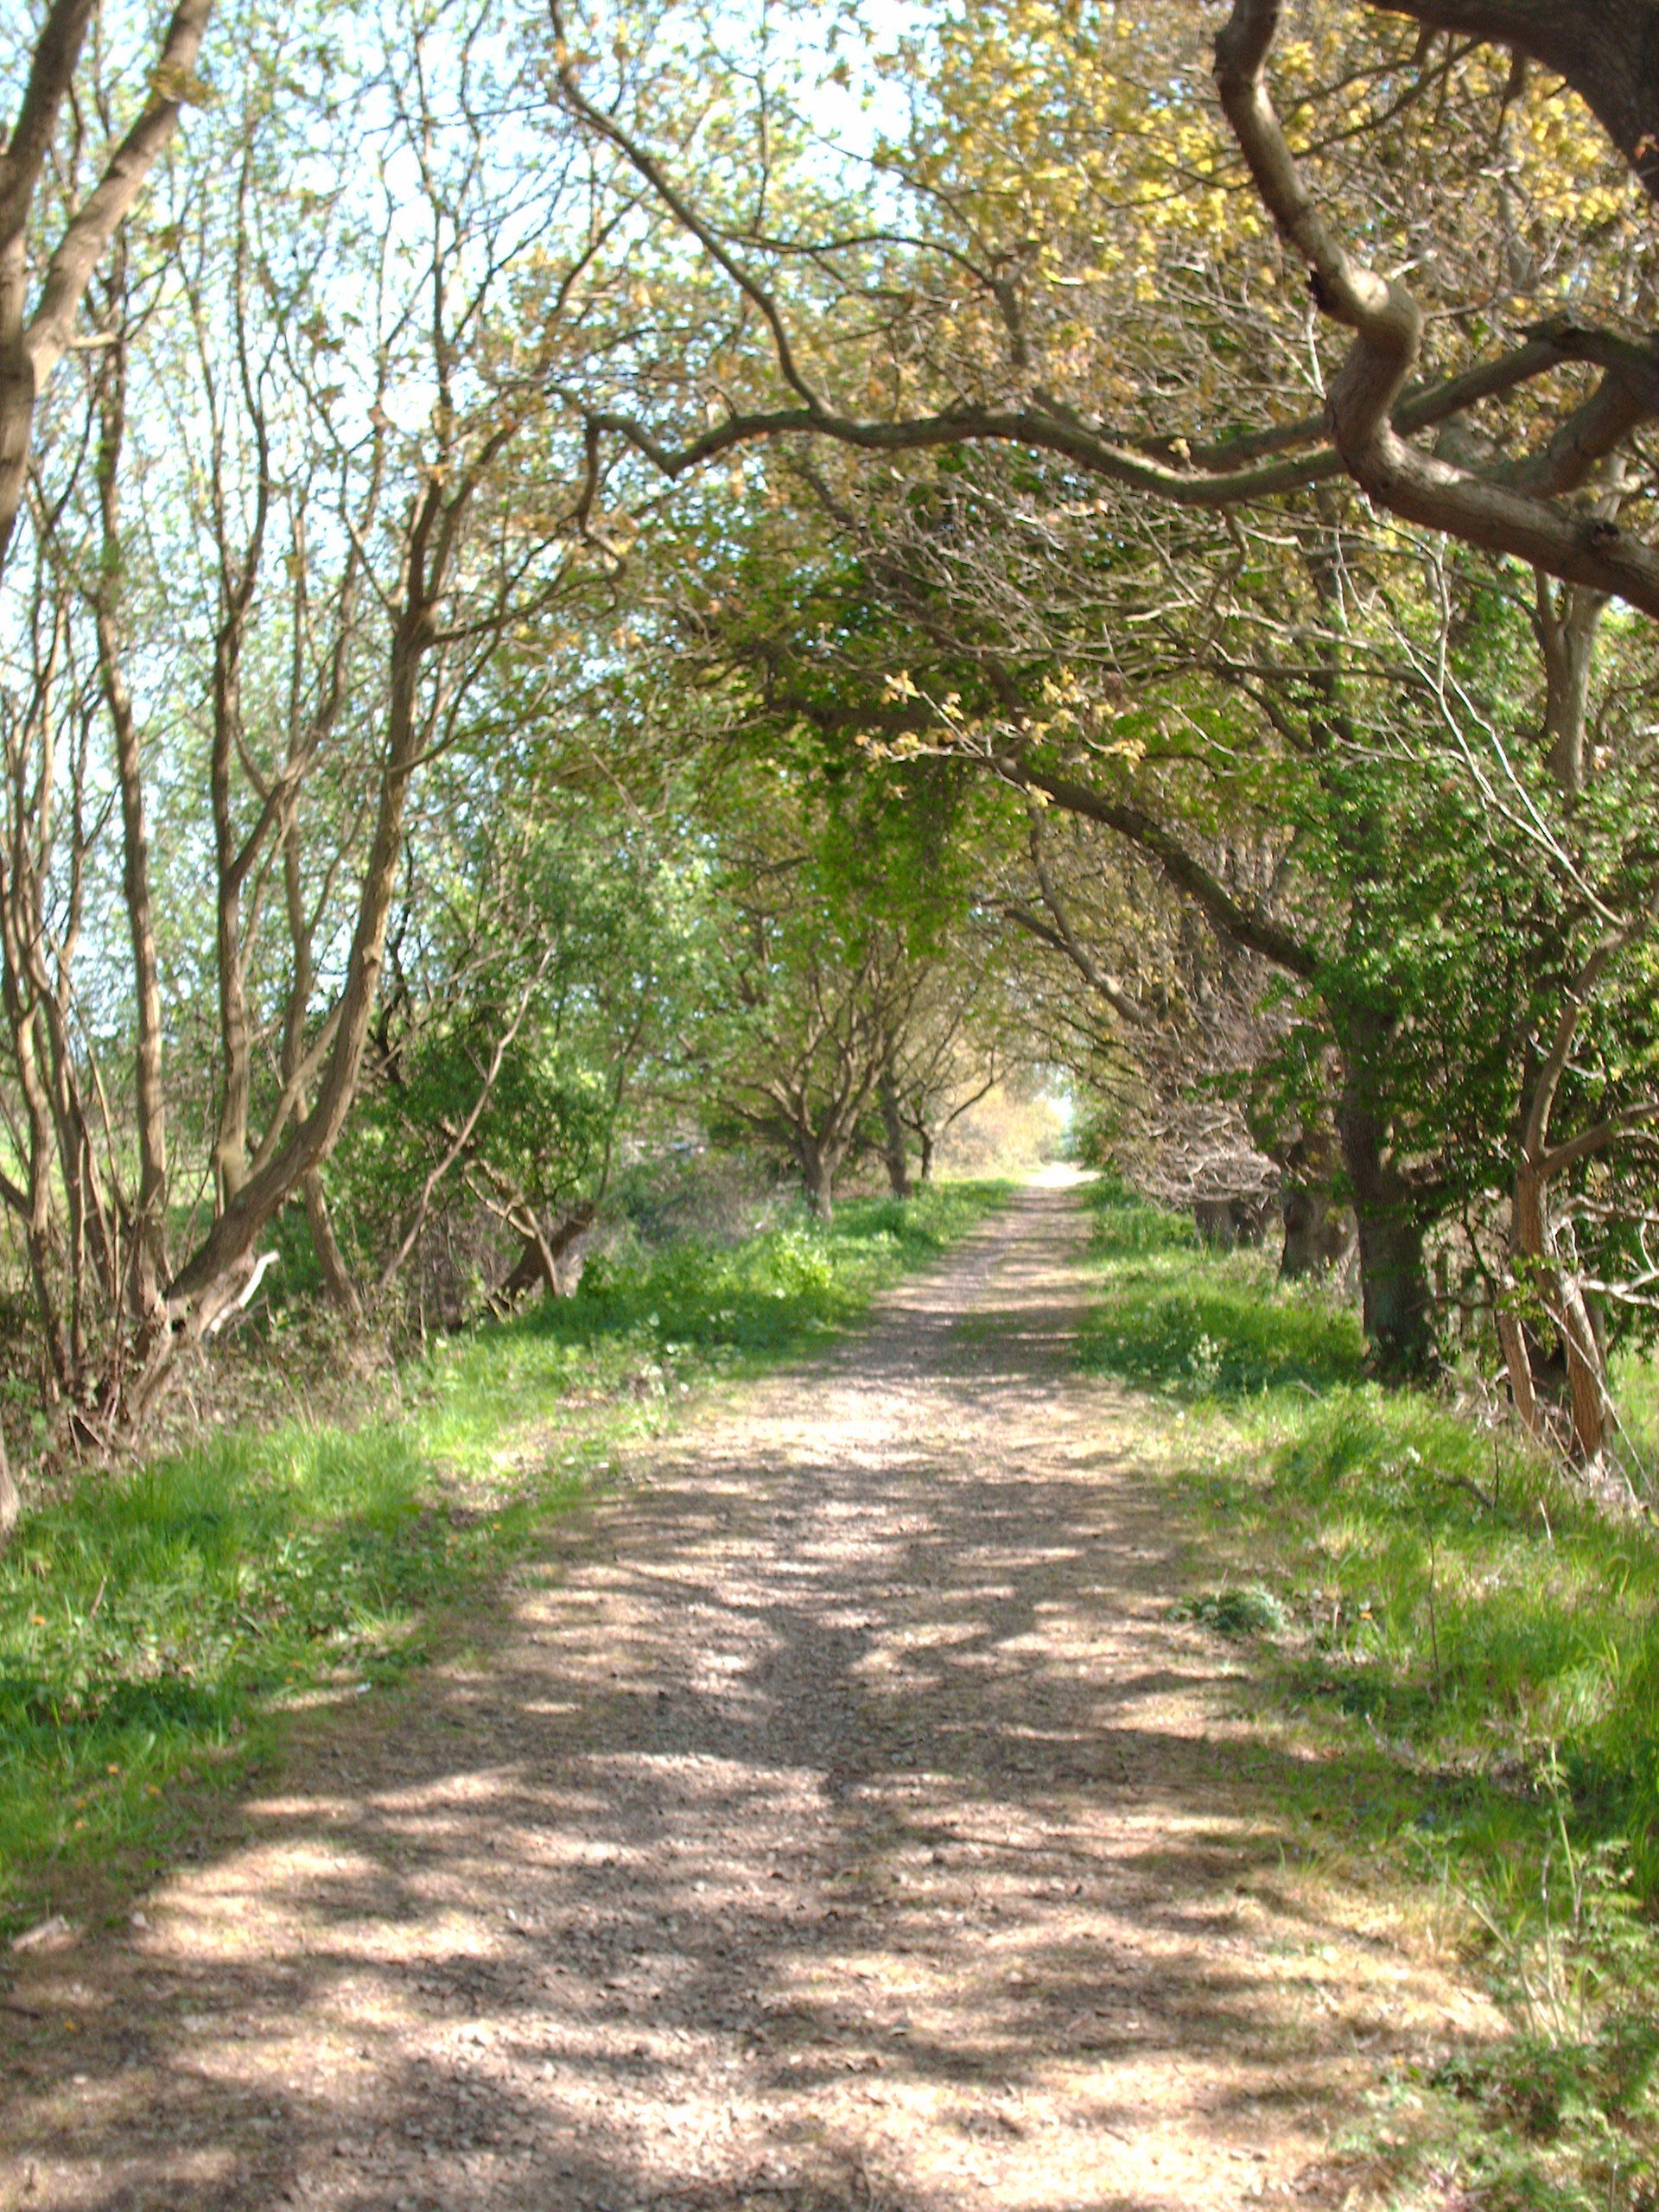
<box><xmin>879</xmin><ymin>1068</ymin><xmax>912</xmax><ymax>1199</ymax></box>
<box><xmin>0</xmin><ymin>1429</ymin><xmax>17</xmax><ymax>1552</ymax></box>
<box><xmin>1336</xmin><ymin>1074</ymin><xmax>1434</xmax><ymax>1376</ymax></box>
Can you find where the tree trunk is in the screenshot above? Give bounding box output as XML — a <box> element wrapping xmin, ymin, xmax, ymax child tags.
<box><xmin>1559</xmin><ymin>1277</ymin><xmax>1608</xmax><ymax>1465</ymax></box>
<box><xmin>878</xmin><ymin>1067</ymin><xmax>911</xmax><ymax>1198</ymax></box>
<box><xmin>1195</xmin><ymin>1197</ymin><xmax>1240</xmax><ymax>1251</ymax></box>
<box><xmin>162</xmin><ymin>494</ymin><xmax>447</xmax><ymax>1331</ymax></box>
<box><xmin>0</xmin><ymin>1427</ymin><xmax>17</xmax><ymax>1553</ymax></box>
<box><xmin>94</xmin><ymin>327</ymin><xmax>168</xmax><ymax>1317</ymax></box>
<box><xmin>303</xmin><ymin>1171</ymin><xmax>362</xmax><ymax>1319</ymax></box>
<box><xmin>0</xmin><ymin>965</ymin><xmax>72</xmax><ymax>1396</ymax></box>
<box><xmin>206</xmin><ymin>459</ymin><xmax>269</xmax><ymax>1212</ymax></box>
<box><xmin>1352</xmin><ymin>1206</ymin><xmax>1433</xmax><ymax>1376</ymax></box>
<box><xmin>1504</xmin><ymin>1160</ymin><xmax>1607</xmax><ymax>1463</ymax></box>
<box><xmin>798</xmin><ymin>1132</ymin><xmax>836</xmax><ymax>1220</ymax></box>
<box><xmin>917</xmin><ymin>1127</ymin><xmax>935</xmax><ymax>1185</ymax></box>
<box><xmin>1502</xmin><ymin>1166</ymin><xmax>1549</xmax><ymax>1438</ymax></box>
<box><xmin>1279</xmin><ymin>1126</ymin><xmax>1348</xmax><ymax>1280</ymax></box>
<box><xmin>276</xmin><ymin>821</ymin><xmax>360</xmax><ymax>1322</ymax></box>
<box><xmin>1497</xmin><ymin>1306</ymin><xmax>1540</xmax><ymax>1436</ymax></box>
<box><xmin>1336</xmin><ymin>1077</ymin><xmax>1434</xmax><ymax>1376</ymax></box>
<box><xmin>496</xmin><ymin>1203</ymin><xmax>596</xmax><ymax>1306</ymax></box>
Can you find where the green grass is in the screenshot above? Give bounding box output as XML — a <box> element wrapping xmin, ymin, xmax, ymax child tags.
<box><xmin>0</xmin><ymin>1179</ymin><xmax>1011</xmax><ymax>1933</ymax></box>
<box><xmin>1077</xmin><ymin>1183</ymin><xmax>1363</xmax><ymax>1400</ymax></box>
<box><xmin>1612</xmin><ymin>1350</ymin><xmax>1659</xmax><ymax>1489</ymax></box>
<box><xmin>1077</xmin><ymin>1177</ymin><xmax>1659</xmax><ymax>2211</ymax></box>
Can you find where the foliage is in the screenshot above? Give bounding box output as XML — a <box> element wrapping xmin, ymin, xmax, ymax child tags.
<box><xmin>1171</xmin><ymin>1584</ymin><xmax>1287</xmax><ymax>1637</ymax></box>
<box><xmin>674</xmin><ymin>753</ymin><xmax>1009</xmax><ymax>1214</ymax></box>
<box><xmin>334</xmin><ymin>798</ymin><xmax>713</xmax><ymax>1311</ymax></box>
<box><xmin>2</xmin><ymin>0</ymin><xmax>1656</xmax><ymax>1443</ymax></box>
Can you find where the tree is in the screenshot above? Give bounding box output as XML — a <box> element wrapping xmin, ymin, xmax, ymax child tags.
<box><xmin>355</xmin><ymin>795</ymin><xmax>708</xmax><ymax>1324</ymax></box>
<box><xmin>0</xmin><ymin>0</ymin><xmax>213</xmax><ymax>580</ymax></box>
<box><xmin>0</xmin><ymin>0</ymin><xmax>651</xmax><ymax>1433</ymax></box>
<box><xmin>1411</xmin><ymin>554</ymin><xmax>1659</xmax><ymax>1469</ymax></box>
<box><xmin>541</xmin><ymin>1</ymin><xmax>1659</xmax><ymax>615</ymax></box>
<box><xmin>651</xmin><ymin>423</ymin><xmax>1659</xmax><ymax>1389</ymax></box>
<box><xmin>1013</xmin><ymin>800</ymin><xmax>1298</xmax><ymax>1261</ymax></box>
<box><xmin>876</xmin><ymin>949</ymin><xmax>1010</xmax><ymax>1195</ymax></box>
<box><xmin>518</xmin><ymin>0</ymin><xmax>1659</xmax><ymax>1388</ymax></box>
<box><xmin>705</xmin><ymin>884</ymin><xmax>925</xmax><ymax>1221</ymax></box>
<box><xmin>683</xmin><ymin>747</ymin><xmax>969</xmax><ymax>1220</ymax></box>
<box><xmin>1214</xmin><ymin>0</ymin><xmax>1659</xmax><ymax>607</ymax></box>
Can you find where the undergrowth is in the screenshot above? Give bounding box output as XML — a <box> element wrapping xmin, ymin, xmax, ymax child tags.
<box><xmin>1077</xmin><ymin>1178</ymin><xmax>1659</xmax><ymax>2212</ymax></box>
<box><xmin>0</xmin><ymin>1179</ymin><xmax>1009</xmax><ymax>1935</ymax></box>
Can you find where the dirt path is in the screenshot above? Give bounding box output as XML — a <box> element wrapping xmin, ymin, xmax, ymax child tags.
<box><xmin>2</xmin><ymin>1176</ymin><xmax>1490</xmax><ymax>2212</ymax></box>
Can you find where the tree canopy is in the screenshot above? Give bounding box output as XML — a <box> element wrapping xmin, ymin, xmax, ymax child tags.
<box><xmin>0</xmin><ymin>0</ymin><xmax>1653</xmax><ymax>1483</ymax></box>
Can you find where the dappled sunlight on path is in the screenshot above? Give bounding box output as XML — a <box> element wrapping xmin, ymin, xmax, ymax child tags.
<box><xmin>0</xmin><ymin>1182</ymin><xmax>1492</xmax><ymax>2212</ymax></box>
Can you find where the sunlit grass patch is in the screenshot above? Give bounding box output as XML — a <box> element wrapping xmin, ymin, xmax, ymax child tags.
<box><xmin>533</xmin><ymin>1182</ymin><xmax>1012</xmax><ymax>1362</ymax></box>
<box><xmin>0</xmin><ymin>1424</ymin><xmax>538</xmax><ymax>1920</ymax></box>
<box><xmin>0</xmin><ymin>1179</ymin><xmax>1011</xmax><ymax>1931</ymax></box>
<box><xmin>1077</xmin><ymin>1183</ymin><xmax>1362</xmax><ymax>1401</ymax></box>
<box><xmin>1076</xmin><ymin>1177</ymin><xmax>1659</xmax><ymax>2210</ymax></box>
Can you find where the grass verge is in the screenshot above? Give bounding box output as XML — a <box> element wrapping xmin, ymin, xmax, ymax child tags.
<box><xmin>1077</xmin><ymin>1178</ymin><xmax>1659</xmax><ymax>2212</ymax></box>
<box><xmin>0</xmin><ymin>1179</ymin><xmax>1011</xmax><ymax>1938</ymax></box>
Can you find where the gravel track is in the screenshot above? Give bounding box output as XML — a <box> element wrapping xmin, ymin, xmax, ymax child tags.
<box><xmin>0</xmin><ymin>1175</ymin><xmax>1491</xmax><ymax>2212</ymax></box>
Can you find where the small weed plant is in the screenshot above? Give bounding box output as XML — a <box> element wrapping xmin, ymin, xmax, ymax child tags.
<box><xmin>1077</xmin><ymin>1178</ymin><xmax>1659</xmax><ymax>2210</ymax></box>
<box><xmin>1172</xmin><ymin>1583</ymin><xmax>1287</xmax><ymax>1637</ymax></box>
<box><xmin>1421</xmin><ymin>1762</ymin><xmax>1659</xmax><ymax>2209</ymax></box>
<box><xmin>0</xmin><ymin>1180</ymin><xmax>1009</xmax><ymax>1932</ymax></box>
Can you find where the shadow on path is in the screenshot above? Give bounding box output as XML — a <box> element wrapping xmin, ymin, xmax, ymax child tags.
<box><xmin>0</xmin><ymin>1181</ymin><xmax>1493</xmax><ymax>2212</ymax></box>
